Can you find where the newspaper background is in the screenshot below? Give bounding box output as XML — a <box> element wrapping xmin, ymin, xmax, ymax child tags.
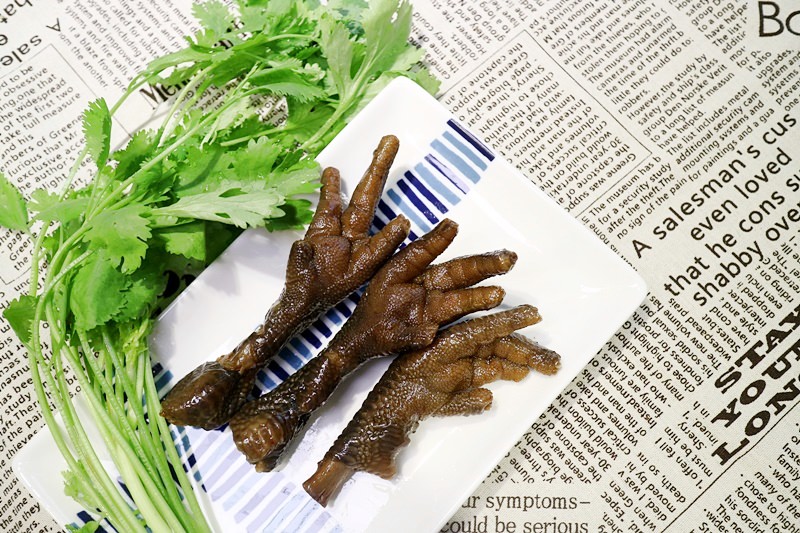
<box><xmin>1</xmin><ymin>0</ymin><xmax>799</xmax><ymax>532</ymax></box>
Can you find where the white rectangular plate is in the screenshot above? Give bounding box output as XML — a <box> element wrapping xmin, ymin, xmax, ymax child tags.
<box><xmin>14</xmin><ymin>77</ymin><xmax>647</xmax><ymax>533</ymax></box>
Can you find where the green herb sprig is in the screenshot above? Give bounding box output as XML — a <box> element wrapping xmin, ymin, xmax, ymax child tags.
<box><xmin>0</xmin><ymin>1</ymin><xmax>437</xmax><ymax>531</ymax></box>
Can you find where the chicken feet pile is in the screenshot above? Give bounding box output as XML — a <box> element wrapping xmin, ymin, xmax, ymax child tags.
<box><xmin>229</xmin><ymin>219</ymin><xmax>518</xmax><ymax>470</ymax></box>
<box><xmin>159</xmin><ymin>136</ymin><xmax>560</xmax><ymax>507</ymax></box>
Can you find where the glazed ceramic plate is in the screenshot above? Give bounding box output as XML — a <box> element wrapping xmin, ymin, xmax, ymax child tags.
<box><xmin>14</xmin><ymin>77</ymin><xmax>647</xmax><ymax>532</ymax></box>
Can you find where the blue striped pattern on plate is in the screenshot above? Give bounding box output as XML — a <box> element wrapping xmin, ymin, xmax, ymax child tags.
<box><xmin>68</xmin><ymin>119</ymin><xmax>494</xmax><ymax>533</ymax></box>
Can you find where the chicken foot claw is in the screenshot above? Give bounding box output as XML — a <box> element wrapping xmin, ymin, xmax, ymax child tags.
<box><xmin>229</xmin><ymin>219</ymin><xmax>519</xmax><ymax>469</ymax></box>
<box><xmin>303</xmin><ymin>306</ymin><xmax>560</xmax><ymax>506</ymax></box>
<box><xmin>161</xmin><ymin>135</ymin><xmax>409</xmax><ymax>429</ymax></box>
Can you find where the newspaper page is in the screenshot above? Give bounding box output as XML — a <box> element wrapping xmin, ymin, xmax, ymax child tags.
<box><xmin>1</xmin><ymin>0</ymin><xmax>799</xmax><ymax>532</ymax></box>
<box><xmin>409</xmin><ymin>1</ymin><xmax>800</xmax><ymax>532</ymax></box>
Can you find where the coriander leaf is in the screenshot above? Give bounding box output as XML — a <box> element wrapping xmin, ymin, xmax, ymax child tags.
<box><xmin>193</xmin><ymin>0</ymin><xmax>233</xmax><ymax>36</ymax></box>
<box><xmin>115</xmin><ymin>256</ymin><xmax>168</xmax><ymax>322</ymax></box>
<box><xmin>238</xmin><ymin>4</ymin><xmax>272</xmax><ymax>32</ymax></box>
<box><xmin>221</xmin><ymin>116</ymin><xmax>269</xmax><ymax>146</ymax></box>
<box><xmin>30</xmin><ymin>190</ymin><xmax>88</xmax><ymax>225</ymax></box>
<box><xmin>156</xmin><ymin>221</ymin><xmax>206</xmax><ymax>261</ymax></box>
<box><xmin>163</xmin><ymin>254</ymin><xmax>205</xmax><ymax>286</ymax></box>
<box><xmin>386</xmin><ymin>45</ymin><xmax>425</xmax><ymax>74</ymax></box>
<box><xmin>142</xmin><ymin>48</ymin><xmax>213</xmax><ymax>84</ymax></box>
<box><xmin>34</xmin><ymin>198</ymin><xmax>89</xmax><ymax>225</ymax></box>
<box><xmin>155</xmin><ymin>61</ymin><xmax>203</xmax><ymax>87</ymax></box>
<box><xmin>304</xmin><ymin>0</ymin><xmax>420</xmax><ymax>151</ymax></box>
<box><xmin>84</xmin><ymin>205</ymin><xmax>152</xmax><ymax>273</ymax></box>
<box><xmin>130</xmin><ymin>166</ymin><xmax>172</xmax><ymax>204</ymax></box>
<box><xmin>226</xmin><ymin>137</ymin><xmax>283</xmax><ymax>181</ymax></box>
<box><xmin>273</xmin><ymin>147</ymin><xmax>306</xmax><ymax>171</ymax></box>
<box><xmin>83</xmin><ymin>99</ymin><xmax>112</xmax><ymax>168</ymax></box>
<box><xmin>249</xmin><ymin>68</ymin><xmax>327</xmax><ymax>102</ymax></box>
<box><xmin>263</xmin><ymin>0</ymin><xmax>292</xmax><ymax>15</ymax></box>
<box><xmin>409</xmin><ymin>67</ymin><xmax>440</xmax><ymax>95</ymax></box>
<box><xmin>171</xmin><ymin>142</ymin><xmax>225</xmax><ymax>195</ymax></box>
<box><xmin>70</xmin><ymin>253</ymin><xmax>130</xmax><ymax>330</ymax></box>
<box><xmin>28</xmin><ymin>189</ymin><xmax>58</xmax><ymax>212</ymax></box>
<box><xmin>282</xmin><ymin>99</ymin><xmax>335</xmax><ymax>146</ymax></box>
<box><xmin>319</xmin><ymin>14</ymin><xmax>356</xmax><ymax>96</ymax></box>
<box><xmin>328</xmin><ymin>0</ymin><xmax>368</xmax><ymax>19</ymax></box>
<box><xmin>154</xmin><ymin>188</ymin><xmax>284</xmax><ymax>228</ymax></box>
<box><xmin>0</xmin><ymin>172</ymin><xmax>29</xmax><ymax>232</ymax></box>
<box><xmin>237</xmin><ymin>2</ymin><xmax>315</xmax><ymax>39</ymax></box>
<box><xmin>362</xmin><ymin>0</ymin><xmax>413</xmax><ymax>75</ymax></box>
<box><xmin>204</xmin><ymin>221</ymin><xmax>240</xmax><ymax>263</ymax></box>
<box><xmin>265</xmin><ymin>199</ymin><xmax>313</xmax><ymax>231</ymax></box>
<box><xmin>204</xmin><ymin>98</ymin><xmax>251</xmax><ymax>144</ymax></box>
<box><xmin>2</xmin><ymin>295</ymin><xmax>38</xmax><ymax>346</ymax></box>
<box><xmin>268</xmin><ymin>164</ymin><xmax>320</xmax><ymax>195</ymax></box>
<box><xmin>114</xmin><ymin>130</ymin><xmax>156</xmax><ymax>179</ymax></box>
<box><xmin>202</xmin><ymin>33</ymin><xmax>292</xmax><ymax>87</ymax></box>
<box><xmin>352</xmin><ymin>48</ymin><xmax>438</xmax><ymax>111</ymax></box>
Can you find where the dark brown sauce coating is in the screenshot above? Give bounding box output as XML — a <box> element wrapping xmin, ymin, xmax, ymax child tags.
<box><xmin>160</xmin><ymin>136</ymin><xmax>410</xmax><ymax>429</ymax></box>
<box><xmin>229</xmin><ymin>219</ymin><xmax>520</xmax><ymax>469</ymax></box>
<box><xmin>303</xmin><ymin>307</ymin><xmax>560</xmax><ymax>506</ymax></box>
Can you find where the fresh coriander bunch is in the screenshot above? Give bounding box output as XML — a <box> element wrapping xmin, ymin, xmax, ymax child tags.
<box><xmin>0</xmin><ymin>0</ymin><xmax>437</xmax><ymax>531</ymax></box>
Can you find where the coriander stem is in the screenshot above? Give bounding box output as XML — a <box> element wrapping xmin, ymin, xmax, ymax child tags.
<box><xmin>263</xmin><ymin>33</ymin><xmax>313</xmax><ymax>42</ymax></box>
<box><xmin>111</xmin><ymin>74</ymin><xmax>149</xmax><ymax>115</ymax></box>
<box><xmin>100</xmin><ymin>329</ymin><xmax>195</xmax><ymax>528</ymax></box>
<box><xmin>39</xmin><ymin>292</ymin><xmax>142</xmax><ymax>531</ymax></box>
<box><xmin>145</xmin><ymin>370</ymin><xmax>212</xmax><ymax>533</ymax></box>
<box><xmin>219</xmin><ymin>121</ymin><xmax>305</xmax><ymax>147</ymax></box>
<box><xmin>302</xmin><ymin>57</ymin><xmax>378</xmax><ymax>151</ymax></box>
<box><xmin>101</xmin><ymin>327</ymin><xmax>146</xmax><ymax>425</ymax></box>
<box><xmin>111</xmin><ymin>440</ymin><xmax>171</xmax><ymax>533</ymax></box>
<box><xmin>155</xmin><ymin>67</ymin><xmax>211</xmax><ymax>146</ymax></box>
<box><xmin>76</xmin><ymin>330</ymin><xmax>165</xmax><ymax>496</ymax></box>
<box><xmin>33</xmin><ymin>316</ymin><xmax>142</xmax><ymax>531</ymax></box>
<box><xmin>33</xmin><ymin>257</ymin><xmax>143</xmax><ymax>531</ymax></box>
<box><xmin>25</xmin><ymin>347</ymin><xmax>113</xmax><ymax>528</ymax></box>
<box><xmin>37</xmin><ymin>249</ymin><xmax>91</xmax><ymax>309</ymax></box>
<box><xmin>60</xmin><ymin>341</ymin><xmax>186</xmax><ymax>533</ymax></box>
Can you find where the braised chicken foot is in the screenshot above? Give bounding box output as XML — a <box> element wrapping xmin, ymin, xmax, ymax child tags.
<box><xmin>161</xmin><ymin>136</ymin><xmax>410</xmax><ymax>429</ymax></box>
<box><xmin>229</xmin><ymin>219</ymin><xmax>519</xmax><ymax>470</ymax></box>
<box><xmin>303</xmin><ymin>307</ymin><xmax>560</xmax><ymax>506</ymax></box>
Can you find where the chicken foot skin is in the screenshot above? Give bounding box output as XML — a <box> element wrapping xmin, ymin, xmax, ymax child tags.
<box><xmin>303</xmin><ymin>307</ymin><xmax>560</xmax><ymax>506</ymax></box>
<box><xmin>161</xmin><ymin>135</ymin><xmax>410</xmax><ymax>429</ymax></box>
<box><xmin>229</xmin><ymin>219</ymin><xmax>519</xmax><ymax>470</ymax></box>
